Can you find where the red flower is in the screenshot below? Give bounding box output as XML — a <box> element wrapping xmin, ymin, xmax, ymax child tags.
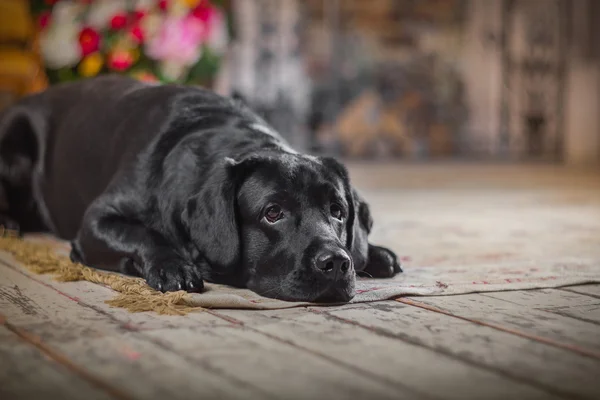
<box><xmin>79</xmin><ymin>27</ymin><xmax>100</xmax><ymax>57</ymax></box>
<box><xmin>192</xmin><ymin>1</ymin><xmax>213</xmax><ymax>23</ymax></box>
<box><xmin>129</xmin><ymin>25</ymin><xmax>144</xmax><ymax>44</ymax></box>
<box><xmin>132</xmin><ymin>10</ymin><xmax>146</xmax><ymax>23</ymax></box>
<box><xmin>158</xmin><ymin>0</ymin><xmax>168</xmax><ymax>11</ymax></box>
<box><xmin>110</xmin><ymin>13</ymin><xmax>128</xmax><ymax>30</ymax></box>
<box><xmin>107</xmin><ymin>50</ymin><xmax>134</xmax><ymax>72</ymax></box>
<box><xmin>38</xmin><ymin>11</ymin><xmax>51</xmax><ymax>29</ymax></box>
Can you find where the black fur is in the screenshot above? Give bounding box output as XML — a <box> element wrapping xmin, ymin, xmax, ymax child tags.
<box><xmin>0</xmin><ymin>75</ymin><xmax>401</xmax><ymax>302</ymax></box>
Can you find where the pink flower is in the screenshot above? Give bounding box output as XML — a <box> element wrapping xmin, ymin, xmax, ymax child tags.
<box><xmin>145</xmin><ymin>16</ymin><xmax>207</xmax><ymax>66</ymax></box>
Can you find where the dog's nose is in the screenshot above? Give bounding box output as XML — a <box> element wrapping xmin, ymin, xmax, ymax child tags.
<box><xmin>315</xmin><ymin>250</ymin><xmax>352</xmax><ymax>276</ymax></box>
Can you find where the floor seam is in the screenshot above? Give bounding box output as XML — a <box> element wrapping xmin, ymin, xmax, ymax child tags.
<box><xmin>558</xmin><ymin>287</ymin><xmax>600</xmax><ymax>300</ymax></box>
<box><xmin>203</xmin><ymin>309</ymin><xmax>437</xmax><ymax>400</ymax></box>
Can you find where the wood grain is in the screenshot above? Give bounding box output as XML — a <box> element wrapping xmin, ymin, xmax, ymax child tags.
<box><xmin>0</xmin><ymin>326</ymin><xmax>114</xmax><ymax>400</ymax></box>
<box><xmin>402</xmin><ymin>293</ymin><xmax>600</xmax><ymax>356</ymax></box>
<box><xmin>482</xmin><ymin>289</ymin><xmax>600</xmax><ymax>325</ymax></box>
<box><xmin>144</xmin><ymin>325</ymin><xmax>411</xmax><ymax>400</ymax></box>
<box><xmin>481</xmin><ymin>289</ymin><xmax>600</xmax><ymax>309</ymax></box>
<box><xmin>548</xmin><ymin>304</ymin><xmax>600</xmax><ymax>325</ymax></box>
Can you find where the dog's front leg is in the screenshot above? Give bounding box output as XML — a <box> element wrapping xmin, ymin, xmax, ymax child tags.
<box><xmin>360</xmin><ymin>244</ymin><xmax>403</xmax><ymax>278</ymax></box>
<box><xmin>70</xmin><ymin>200</ymin><xmax>204</xmax><ymax>293</ymax></box>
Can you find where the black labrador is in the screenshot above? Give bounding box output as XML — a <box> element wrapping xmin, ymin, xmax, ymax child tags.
<box><xmin>0</xmin><ymin>75</ymin><xmax>401</xmax><ymax>302</ymax></box>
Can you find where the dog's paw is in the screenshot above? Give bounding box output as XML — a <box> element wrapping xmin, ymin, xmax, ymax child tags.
<box><xmin>69</xmin><ymin>240</ymin><xmax>84</xmax><ymax>264</ymax></box>
<box><xmin>360</xmin><ymin>245</ymin><xmax>403</xmax><ymax>278</ymax></box>
<box><xmin>143</xmin><ymin>257</ymin><xmax>204</xmax><ymax>293</ymax></box>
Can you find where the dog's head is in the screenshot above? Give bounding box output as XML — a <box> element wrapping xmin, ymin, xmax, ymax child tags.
<box><xmin>183</xmin><ymin>152</ymin><xmax>372</xmax><ymax>302</ymax></box>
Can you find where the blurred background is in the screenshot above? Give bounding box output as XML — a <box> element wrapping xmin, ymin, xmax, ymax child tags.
<box><xmin>1</xmin><ymin>0</ymin><xmax>599</xmax><ymax>165</ymax></box>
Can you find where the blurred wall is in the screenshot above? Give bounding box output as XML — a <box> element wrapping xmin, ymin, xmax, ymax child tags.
<box><xmin>463</xmin><ymin>0</ymin><xmax>600</xmax><ymax>164</ymax></box>
<box><xmin>460</xmin><ymin>0</ymin><xmax>503</xmax><ymax>155</ymax></box>
<box><xmin>564</xmin><ymin>0</ymin><xmax>600</xmax><ymax>165</ymax></box>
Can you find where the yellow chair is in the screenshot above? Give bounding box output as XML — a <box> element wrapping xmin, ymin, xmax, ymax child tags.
<box><xmin>0</xmin><ymin>0</ymin><xmax>48</xmax><ymax>109</ymax></box>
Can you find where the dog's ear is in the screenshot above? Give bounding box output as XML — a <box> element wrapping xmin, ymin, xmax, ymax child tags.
<box><xmin>353</xmin><ymin>188</ymin><xmax>373</xmax><ymax>233</ymax></box>
<box><xmin>319</xmin><ymin>156</ymin><xmax>375</xmax><ymax>271</ymax></box>
<box><xmin>319</xmin><ymin>156</ymin><xmax>356</xmax><ymax>251</ymax></box>
<box><xmin>349</xmin><ymin>188</ymin><xmax>372</xmax><ymax>272</ymax></box>
<box><xmin>182</xmin><ymin>154</ymin><xmax>272</xmax><ymax>271</ymax></box>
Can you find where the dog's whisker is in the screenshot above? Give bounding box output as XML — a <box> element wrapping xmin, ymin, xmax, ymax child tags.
<box><xmin>260</xmin><ymin>285</ymin><xmax>282</xmax><ymax>297</ymax></box>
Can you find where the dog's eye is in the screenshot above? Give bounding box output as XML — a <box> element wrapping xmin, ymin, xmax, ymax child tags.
<box><xmin>330</xmin><ymin>203</ymin><xmax>343</xmax><ymax>220</ymax></box>
<box><xmin>265</xmin><ymin>205</ymin><xmax>283</xmax><ymax>223</ymax></box>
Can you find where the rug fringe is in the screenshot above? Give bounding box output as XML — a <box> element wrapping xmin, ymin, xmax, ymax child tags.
<box><xmin>0</xmin><ymin>234</ymin><xmax>202</xmax><ymax>315</ymax></box>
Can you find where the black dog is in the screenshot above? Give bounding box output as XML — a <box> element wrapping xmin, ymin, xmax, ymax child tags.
<box><xmin>0</xmin><ymin>75</ymin><xmax>401</xmax><ymax>302</ymax></box>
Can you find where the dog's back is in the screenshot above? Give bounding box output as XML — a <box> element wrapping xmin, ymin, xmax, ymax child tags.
<box><xmin>0</xmin><ymin>75</ymin><xmax>256</xmax><ymax>237</ymax></box>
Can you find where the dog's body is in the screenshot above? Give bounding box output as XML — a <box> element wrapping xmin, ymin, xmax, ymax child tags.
<box><xmin>0</xmin><ymin>75</ymin><xmax>401</xmax><ymax>302</ymax></box>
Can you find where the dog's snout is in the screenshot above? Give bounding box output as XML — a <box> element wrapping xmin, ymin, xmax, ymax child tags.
<box><xmin>315</xmin><ymin>250</ymin><xmax>352</xmax><ymax>275</ymax></box>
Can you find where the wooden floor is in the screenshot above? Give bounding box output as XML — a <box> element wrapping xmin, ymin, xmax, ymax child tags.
<box><xmin>1</xmin><ymin>164</ymin><xmax>600</xmax><ymax>400</ymax></box>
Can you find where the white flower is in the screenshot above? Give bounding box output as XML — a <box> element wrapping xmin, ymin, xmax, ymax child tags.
<box><xmin>142</xmin><ymin>12</ymin><xmax>163</xmax><ymax>40</ymax></box>
<box><xmin>86</xmin><ymin>0</ymin><xmax>127</xmax><ymax>29</ymax></box>
<box><xmin>160</xmin><ymin>60</ymin><xmax>188</xmax><ymax>82</ymax></box>
<box><xmin>208</xmin><ymin>8</ymin><xmax>228</xmax><ymax>54</ymax></box>
<box><xmin>51</xmin><ymin>0</ymin><xmax>83</xmax><ymax>23</ymax></box>
<box><xmin>40</xmin><ymin>23</ymin><xmax>82</xmax><ymax>69</ymax></box>
<box><xmin>134</xmin><ymin>0</ymin><xmax>155</xmax><ymax>10</ymax></box>
<box><xmin>168</xmin><ymin>1</ymin><xmax>189</xmax><ymax>18</ymax></box>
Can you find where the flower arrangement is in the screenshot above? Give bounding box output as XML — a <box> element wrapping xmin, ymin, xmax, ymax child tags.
<box><xmin>31</xmin><ymin>0</ymin><xmax>229</xmax><ymax>86</ymax></box>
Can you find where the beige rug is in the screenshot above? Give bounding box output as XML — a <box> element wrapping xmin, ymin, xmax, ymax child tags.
<box><xmin>177</xmin><ymin>258</ymin><xmax>600</xmax><ymax>309</ymax></box>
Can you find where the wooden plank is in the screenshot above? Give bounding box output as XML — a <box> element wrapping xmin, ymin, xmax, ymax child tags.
<box><xmin>403</xmin><ymin>293</ymin><xmax>600</xmax><ymax>356</ymax></box>
<box><xmin>45</xmin><ymin>332</ymin><xmax>261</xmax><ymax>400</ymax></box>
<box><xmin>481</xmin><ymin>289</ymin><xmax>600</xmax><ymax>309</ymax></box>
<box><xmin>217</xmin><ymin>307</ymin><xmax>562</xmax><ymax>400</ymax></box>
<box><xmin>0</xmin><ymin>326</ymin><xmax>114</xmax><ymax>400</ymax></box>
<box><xmin>144</xmin><ymin>325</ymin><xmax>411</xmax><ymax>400</ymax></box>
<box><xmin>323</xmin><ymin>301</ymin><xmax>600</xmax><ymax>400</ymax></box>
<box><xmin>562</xmin><ymin>284</ymin><xmax>600</xmax><ymax>299</ymax></box>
